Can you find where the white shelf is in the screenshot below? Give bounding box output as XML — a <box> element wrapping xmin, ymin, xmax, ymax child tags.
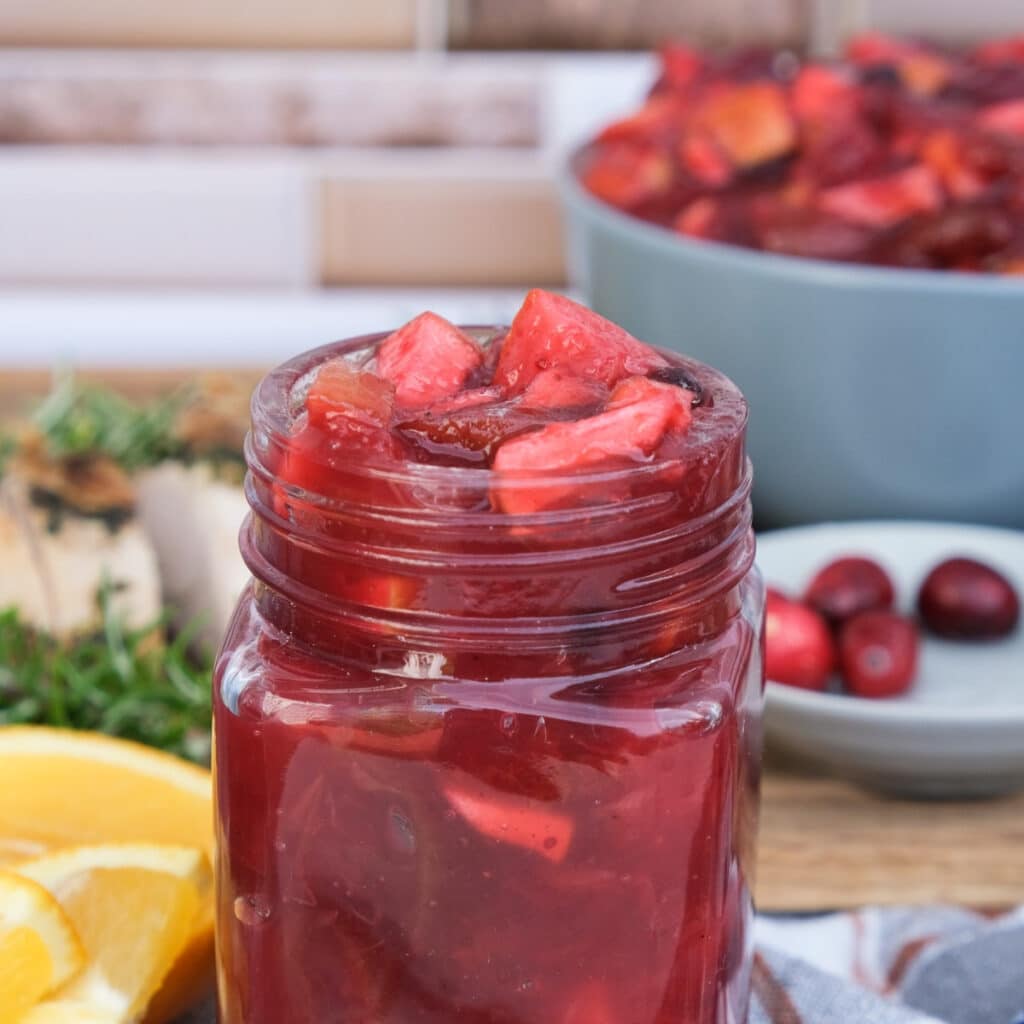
<box><xmin>0</xmin><ymin>287</ymin><xmax>535</xmax><ymax>366</ymax></box>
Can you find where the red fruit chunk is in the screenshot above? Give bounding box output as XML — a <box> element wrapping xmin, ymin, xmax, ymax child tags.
<box><xmin>678</xmin><ymin>132</ymin><xmax>733</xmax><ymax>187</ymax></box>
<box><xmin>356</xmin><ymin>573</ymin><xmax>418</xmax><ymax>612</ymax></box>
<box><xmin>899</xmin><ymin>53</ymin><xmax>953</xmax><ymax>97</ymax></box>
<box><xmin>764</xmin><ymin>589</ymin><xmax>835</xmax><ymax>690</ymax></box>
<box><xmin>495</xmin><ymin>289</ymin><xmax>667</xmax><ymax>395</ymax></box>
<box><xmin>675</xmin><ymin>197</ymin><xmax>725</xmax><ymax>240</ymax></box>
<box><xmin>804</xmin><ymin>556</ymin><xmax>895</xmax><ymax>626</ymax></box>
<box><xmin>596</xmin><ymin>94</ymin><xmax>686</xmax><ymax>145</ymax></box>
<box><xmin>442</xmin><ymin>783</ymin><xmax>574</xmax><ymax>863</ymax></box>
<box><xmin>978</xmin><ymin>99</ymin><xmax>1024</xmax><ymax>138</ymax></box>
<box><xmin>563</xmin><ymin>982</ymin><xmax>617</xmax><ymax>1024</ymax></box>
<box><xmin>796</xmin><ymin>116</ymin><xmax>887</xmax><ymax>189</ymax></box>
<box><xmin>282</xmin><ymin>361</ymin><xmax>403</xmax><ymax>507</ymax></box>
<box><xmin>839</xmin><ymin>611</ymin><xmax>918</xmax><ymax>698</ymax></box>
<box><xmin>376</xmin><ymin>311</ymin><xmax>483</xmax><ymax>408</ymax></box>
<box><xmin>917</xmin><ymin>557</ymin><xmax>1020</xmax><ymax>640</ymax></box>
<box><xmin>306</xmin><ymin>358</ymin><xmax>394</xmax><ymax>428</ymax></box>
<box><xmin>880</xmin><ymin>205</ymin><xmax>1013</xmax><ymax>270</ymax></box>
<box><xmin>520</xmin><ymin>369</ymin><xmax>608</xmax><ymax>411</ymax></box>
<box><xmin>756</xmin><ymin>205</ymin><xmax>875</xmax><ymax>262</ymax></box>
<box><xmin>581</xmin><ymin>142</ymin><xmax>675</xmax><ymax>211</ymax></box>
<box><xmin>695</xmin><ymin>82</ymin><xmax>797</xmax><ymax>168</ymax></box>
<box><xmin>973</xmin><ymin>36</ymin><xmax>1024</xmax><ymax>65</ymax></box>
<box><xmin>607</xmin><ymin>375</ymin><xmax>693</xmax><ymax>425</ymax></box>
<box><xmin>921</xmin><ymin>131</ymin><xmax>990</xmax><ymax>201</ymax></box>
<box><xmin>791</xmin><ymin>65</ymin><xmax>860</xmax><ymax>125</ymax></box>
<box><xmin>818</xmin><ymin>165</ymin><xmax>944</xmax><ymax>228</ymax></box>
<box><xmin>657</xmin><ymin>42</ymin><xmax>704</xmax><ymax>92</ymax></box>
<box><xmin>846</xmin><ymin>31</ymin><xmax>918</xmax><ymax>65</ymax></box>
<box><xmin>492</xmin><ymin>378</ymin><xmax>691</xmax><ymax>514</ymax></box>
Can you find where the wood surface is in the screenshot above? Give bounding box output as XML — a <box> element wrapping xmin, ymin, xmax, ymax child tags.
<box><xmin>757</xmin><ymin>769</ymin><xmax>1024</xmax><ymax>911</ymax></box>
<box><xmin>3</xmin><ymin>367</ymin><xmax>1023</xmax><ymax>914</ymax></box>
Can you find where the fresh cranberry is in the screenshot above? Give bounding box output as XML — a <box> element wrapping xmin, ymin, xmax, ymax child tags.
<box><xmin>838</xmin><ymin>611</ymin><xmax>919</xmax><ymax>698</ymax></box>
<box><xmin>804</xmin><ymin>556</ymin><xmax>896</xmax><ymax>626</ymax></box>
<box><xmin>764</xmin><ymin>589</ymin><xmax>835</xmax><ymax>690</ymax></box>
<box><xmin>917</xmin><ymin>557</ymin><xmax>1020</xmax><ymax>639</ymax></box>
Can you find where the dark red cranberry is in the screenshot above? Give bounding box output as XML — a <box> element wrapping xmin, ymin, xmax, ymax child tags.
<box><xmin>804</xmin><ymin>556</ymin><xmax>896</xmax><ymax>626</ymax></box>
<box><xmin>839</xmin><ymin>611</ymin><xmax>919</xmax><ymax>698</ymax></box>
<box><xmin>765</xmin><ymin>588</ymin><xmax>836</xmax><ymax>691</ymax></box>
<box><xmin>917</xmin><ymin>557</ymin><xmax>1020</xmax><ymax>640</ymax></box>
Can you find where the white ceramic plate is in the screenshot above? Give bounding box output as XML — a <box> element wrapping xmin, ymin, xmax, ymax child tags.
<box><xmin>757</xmin><ymin>521</ymin><xmax>1024</xmax><ymax>797</ymax></box>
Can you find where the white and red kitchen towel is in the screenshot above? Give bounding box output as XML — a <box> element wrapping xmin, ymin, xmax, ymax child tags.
<box><xmin>183</xmin><ymin>905</ymin><xmax>1024</xmax><ymax>1023</ymax></box>
<box><xmin>752</xmin><ymin>905</ymin><xmax>1024</xmax><ymax>1024</ymax></box>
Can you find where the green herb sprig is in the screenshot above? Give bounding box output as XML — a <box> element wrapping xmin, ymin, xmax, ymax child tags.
<box><xmin>33</xmin><ymin>375</ymin><xmax>190</xmax><ymax>472</ymax></box>
<box><xmin>0</xmin><ymin>590</ymin><xmax>213</xmax><ymax>765</ymax></box>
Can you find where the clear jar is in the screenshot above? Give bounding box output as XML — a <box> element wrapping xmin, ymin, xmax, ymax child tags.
<box><xmin>214</xmin><ymin>331</ymin><xmax>764</xmax><ymax>1024</ymax></box>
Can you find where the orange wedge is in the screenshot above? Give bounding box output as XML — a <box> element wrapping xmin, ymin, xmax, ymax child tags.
<box><xmin>16</xmin><ymin>844</ymin><xmax>210</xmax><ymax>1021</ymax></box>
<box><xmin>0</xmin><ymin>728</ymin><xmax>215</xmax><ymax>1021</ymax></box>
<box><xmin>0</xmin><ymin>871</ymin><xmax>84</xmax><ymax>1024</ymax></box>
<box><xmin>18</xmin><ymin>1003</ymin><xmax>121</xmax><ymax>1024</ymax></box>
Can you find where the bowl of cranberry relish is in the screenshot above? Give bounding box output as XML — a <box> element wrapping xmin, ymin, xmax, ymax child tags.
<box><xmin>562</xmin><ymin>33</ymin><xmax>1024</xmax><ymax>529</ymax></box>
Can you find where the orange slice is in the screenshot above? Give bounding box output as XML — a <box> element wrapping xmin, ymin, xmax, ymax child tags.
<box><xmin>16</xmin><ymin>844</ymin><xmax>209</xmax><ymax>1021</ymax></box>
<box><xmin>0</xmin><ymin>728</ymin><xmax>215</xmax><ymax>1021</ymax></box>
<box><xmin>0</xmin><ymin>871</ymin><xmax>84</xmax><ymax>1024</ymax></box>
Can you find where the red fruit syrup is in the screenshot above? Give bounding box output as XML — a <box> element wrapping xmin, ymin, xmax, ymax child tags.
<box><xmin>214</xmin><ymin>291</ymin><xmax>764</xmax><ymax>1024</ymax></box>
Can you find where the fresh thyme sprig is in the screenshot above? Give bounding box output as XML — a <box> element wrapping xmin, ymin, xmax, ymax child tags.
<box><xmin>32</xmin><ymin>374</ymin><xmax>190</xmax><ymax>471</ymax></box>
<box><xmin>0</xmin><ymin>590</ymin><xmax>213</xmax><ymax>765</ymax></box>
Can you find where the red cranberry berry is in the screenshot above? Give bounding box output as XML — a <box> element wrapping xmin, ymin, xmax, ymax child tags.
<box><xmin>765</xmin><ymin>588</ymin><xmax>836</xmax><ymax>690</ymax></box>
<box><xmin>804</xmin><ymin>556</ymin><xmax>895</xmax><ymax>626</ymax></box>
<box><xmin>917</xmin><ymin>557</ymin><xmax>1020</xmax><ymax>640</ymax></box>
<box><xmin>839</xmin><ymin>611</ymin><xmax>919</xmax><ymax>698</ymax></box>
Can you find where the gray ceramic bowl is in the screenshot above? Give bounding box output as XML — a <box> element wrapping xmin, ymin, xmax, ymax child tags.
<box><xmin>561</xmin><ymin>160</ymin><xmax>1024</xmax><ymax>529</ymax></box>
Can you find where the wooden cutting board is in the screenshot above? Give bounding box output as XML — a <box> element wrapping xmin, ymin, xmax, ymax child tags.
<box><xmin>4</xmin><ymin>369</ymin><xmax>1023</xmax><ymax>914</ymax></box>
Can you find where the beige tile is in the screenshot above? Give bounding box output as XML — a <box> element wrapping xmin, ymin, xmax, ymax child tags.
<box><xmin>0</xmin><ymin>52</ymin><xmax>540</xmax><ymax>147</ymax></box>
<box><xmin>0</xmin><ymin>0</ymin><xmax>418</xmax><ymax>48</ymax></box>
<box><xmin>322</xmin><ymin>156</ymin><xmax>565</xmax><ymax>286</ymax></box>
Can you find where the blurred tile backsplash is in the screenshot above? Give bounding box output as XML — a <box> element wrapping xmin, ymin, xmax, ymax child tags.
<box><xmin>0</xmin><ymin>0</ymin><xmax>1020</xmax><ymax>291</ymax></box>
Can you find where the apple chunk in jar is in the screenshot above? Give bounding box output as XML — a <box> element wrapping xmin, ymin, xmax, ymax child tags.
<box><xmin>214</xmin><ymin>290</ymin><xmax>764</xmax><ymax>1024</ymax></box>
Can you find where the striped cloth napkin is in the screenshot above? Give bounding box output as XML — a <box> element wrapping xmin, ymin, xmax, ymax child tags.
<box><xmin>183</xmin><ymin>905</ymin><xmax>1024</xmax><ymax>1023</ymax></box>
<box><xmin>753</xmin><ymin>905</ymin><xmax>1024</xmax><ymax>1024</ymax></box>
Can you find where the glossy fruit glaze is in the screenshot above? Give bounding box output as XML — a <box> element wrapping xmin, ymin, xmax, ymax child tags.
<box><xmin>580</xmin><ymin>33</ymin><xmax>1024</xmax><ymax>272</ymax></box>
<box><xmin>214</xmin><ymin>293</ymin><xmax>764</xmax><ymax>1024</ymax></box>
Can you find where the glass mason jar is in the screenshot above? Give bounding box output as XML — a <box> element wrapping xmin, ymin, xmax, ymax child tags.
<box><xmin>214</xmin><ymin>330</ymin><xmax>765</xmax><ymax>1024</ymax></box>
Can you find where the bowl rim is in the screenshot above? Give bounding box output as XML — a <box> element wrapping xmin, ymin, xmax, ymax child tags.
<box><xmin>560</xmin><ymin>146</ymin><xmax>1024</xmax><ymax>299</ymax></box>
<box><xmin>765</xmin><ymin>679</ymin><xmax>1024</xmax><ymax>729</ymax></box>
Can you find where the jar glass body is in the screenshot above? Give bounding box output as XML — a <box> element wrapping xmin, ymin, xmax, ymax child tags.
<box><xmin>214</xmin><ymin>333</ymin><xmax>765</xmax><ymax>1024</ymax></box>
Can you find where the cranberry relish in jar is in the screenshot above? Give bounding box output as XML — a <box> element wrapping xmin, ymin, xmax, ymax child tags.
<box><xmin>214</xmin><ymin>290</ymin><xmax>764</xmax><ymax>1024</ymax></box>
